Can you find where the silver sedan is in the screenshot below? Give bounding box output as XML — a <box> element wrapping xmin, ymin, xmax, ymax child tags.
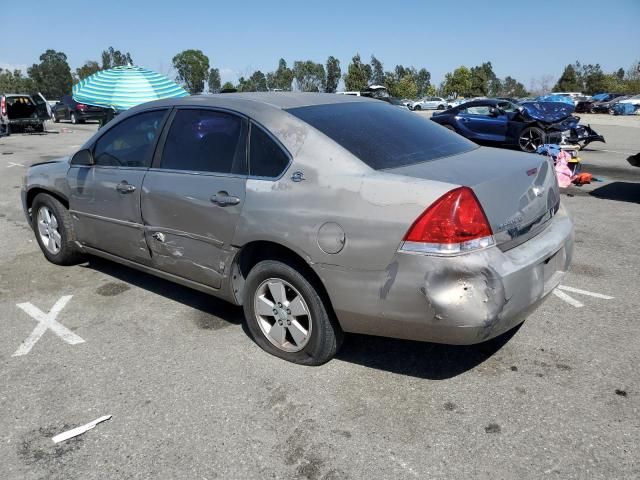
<box><xmin>22</xmin><ymin>93</ymin><xmax>573</xmax><ymax>365</ymax></box>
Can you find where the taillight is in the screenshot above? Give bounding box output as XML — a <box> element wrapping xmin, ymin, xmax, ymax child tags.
<box><xmin>1</xmin><ymin>96</ymin><xmax>6</xmax><ymax>116</ymax></box>
<box><xmin>76</xmin><ymin>103</ymin><xmax>87</xmax><ymax>110</ymax></box>
<box><xmin>399</xmin><ymin>187</ymin><xmax>494</xmax><ymax>255</ymax></box>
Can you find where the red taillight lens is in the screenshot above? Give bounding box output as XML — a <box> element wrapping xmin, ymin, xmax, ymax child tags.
<box><xmin>1</xmin><ymin>97</ymin><xmax>6</xmax><ymax>116</ymax></box>
<box><xmin>400</xmin><ymin>187</ymin><xmax>494</xmax><ymax>255</ymax></box>
<box><xmin>76</xmin><ymin>103</ymin><xmax>86</xmax><ymax>110</ymax></box>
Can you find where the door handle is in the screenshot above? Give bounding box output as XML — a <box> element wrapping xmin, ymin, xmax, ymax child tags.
<box><xmin>116</xmin><ymin>181</ymin><xmax>136</xmax><ymax>193</ymax></box>
<box><xmin>210</xmin><ymin>192</ymin><xmax>240</xmax><ymax>207</ymax></box>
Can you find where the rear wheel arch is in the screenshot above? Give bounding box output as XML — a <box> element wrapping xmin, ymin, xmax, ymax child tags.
<box><xmin>231</xmin><ymin>241</ymin><xmax>335</xmax><ymax>312</ymax></box>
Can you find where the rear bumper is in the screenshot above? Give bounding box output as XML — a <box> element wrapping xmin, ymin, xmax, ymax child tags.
<box><xmin>317</xmin><ymin>204</ymin><xmax>574</xmax><ymax>345</ymax></box>
<box><xmin>77</xmin><ymin>110</ymin><xmax>105</xmax><ymax>120</ymax></box>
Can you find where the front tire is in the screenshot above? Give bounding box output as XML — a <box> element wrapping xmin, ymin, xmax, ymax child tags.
<box><xmin>414</xmin><ymin>105</ymin><xmax>422</xmax><ymax>111</ymax></box>
<box><xmin>31</xmin><ymin>193</ymin><xmax>84</xmax><ymax>265</ymax></box>
<box><xmin>52</xmin><ymin>112</ymin><xmax>59</xmax><ymax>123</ymax></box>
<box><xmin>243</xmin><ymin>260</ymin><xmax>343</xmax><ymax>365</ymax></box>
<box><xmin>518</xmin><ymin>126</ymin><xmax>546</xmax><ymax>153</ymax></box>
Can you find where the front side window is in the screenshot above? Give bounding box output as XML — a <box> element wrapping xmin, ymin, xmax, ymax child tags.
<box><xmin>160</xmin><ymin>109</ymin><xmax>246</xmax><ymax>174</ymax></box>
<box><xmin>93</xmin><ymin>110</ymin><xmax>166</xmax><ymax>167</ymax></box>
<box><xmin>462</xmin><ymin>105</ymin><xmax>491</xmax><ymax>116</ymax></box>
<box><xmin>249</xmin><ymin>124</ymin><xmax>289</xmax><ymax>178</ymax></box>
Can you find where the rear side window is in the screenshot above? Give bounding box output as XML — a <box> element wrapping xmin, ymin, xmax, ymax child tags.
<box><xmin>249</xmin><ymin>123</ymin><xmax>289</xmax><ymax>177</ymax></box>
<box><xmin>160</xmin><ymin>109</ymin><xmax>246</xmax><ymax>174</ymax></box>
<box><xmin>93</xmin><ymin>109</ymin><xmax>166</xmax><ymax>167</ymax></box>
<box><xmin>286</xmin><ymin>102</ymin><xmax>476</xmax><ymax>170</ymax></box>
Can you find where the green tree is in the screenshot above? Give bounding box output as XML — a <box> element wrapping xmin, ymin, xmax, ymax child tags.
<box><xmin>0</xmin><ymin>68</ymin><xmax>34</xmax><ymax>93</ymax></box>
<box><xmin>236</xmin><ymin>76</ymin><xmax>255</xmax><ymax>92</ymax></box>
<box><xmin>27</xmin><ymin>50</ymin><xmax>73</xmax><ymax>99</ymax></box>
<box><xmin>101</xmin><ymin>47</ymin><xmax>133</xmax><ymax>69</ymax></box>
<box><xmin>415</xmin><ymin>68</ymin><xmax>431</xmax><ymax>97</ymax></box>
<box><xmin>172</xmin><ymin>49</ymin><xmax>210</xmax><ymax>94</ymax></box>
<box><xmin>208</xmin><ymin>68</ymin><xmax>221</xmax><ymax>93</ymax></box>
<box><xmin>370</xmin><ymin>55</ymin><xmax>384</xmax><ymax>85</ymax></box>
<box><xmin>499</xmin><ymin>76</ymin><xmax>528</xmax><ymax>97</ymax></box>
<box><xmin>344</xmin><ymin>54</ymin><xmax>370</xmax><ymax>92</ymax></box>
<box><xmin>76</xmin><ymin>61</ymin><xmax>101</xmax><ymax>82</ymax></box>
<box><xmin>266</xmin><ymin>58</ymin><xmax>294</xmax><ymax>91</ymax></box>
<box><xmin>249</xmin><ymin>70</ymin><xmax>268</xmax><ymax>91</ymax></box>
<box><xmin>442</xmin><ymin>66</ymin><xmax>472</xmax><ymax>98</ymax></box>
<box><xmin>292</xmin><ymin>60</ymin><xmax>326</xmax><ymax>92</ymax></box>
<box><xmin>325</xmin><ymin>56</ymin><xmax>341</xmax><ymax>93</ymax></box>
<box><xmin>469</xmin><ymin>62</ymin><xmax>497</xmax><ymax>96</ymax></box>
<box><xmin>553</xmin><ymin>63</ymin><xmax>582</xmax><ymax>92</ymax></box>
<box><xmin>221</xmin><ymin>81</ymin><xmax>235</xmax><ymax>91</ymax></box>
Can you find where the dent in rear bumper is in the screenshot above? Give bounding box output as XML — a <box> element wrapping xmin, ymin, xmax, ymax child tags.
<box><xmin>317</xmin><ymin>205</ymin><xmax>574</xmax><ymax>345</ymax></box>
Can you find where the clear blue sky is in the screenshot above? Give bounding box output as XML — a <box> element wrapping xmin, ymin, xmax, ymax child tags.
<box><xmin>3</xmin><ymin>0</ymin><xmax>639</xmax><ymax>89</ymax></box>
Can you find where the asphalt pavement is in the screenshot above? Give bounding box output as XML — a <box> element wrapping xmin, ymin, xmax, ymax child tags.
<box><xmin>0</xmin><ymin>117</ymin><xmax>638</xmax><ymax>479</ymax></box>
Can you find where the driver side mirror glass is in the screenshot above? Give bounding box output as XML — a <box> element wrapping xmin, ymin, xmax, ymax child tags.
<box><xmin>70</xmin><ymin>148</ymin><xmax>94</xmax><ymax>166</ymax></box>
<box><xmin>489</xmin><ymin>107</ymin><xmax>501</xmax><ymax>116</ymax></box>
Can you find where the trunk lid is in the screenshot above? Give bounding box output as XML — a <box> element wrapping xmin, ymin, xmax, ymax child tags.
<box><xmin>386</xmin><ymin>146</ymin><xmax>560</xmax><ymax>250</ymax></box>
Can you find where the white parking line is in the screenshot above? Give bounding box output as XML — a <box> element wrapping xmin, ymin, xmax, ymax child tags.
<box><xmin>553</xmin><ymin>289</ymin><xmax>584</xmax><ymax>308</ymax></box>
<box><xmin>553</xmin><ymin>284</ymin><xmax>614</xmax><ymax>308</ymax></box>
<box><xmin>557</xmin><ymin>285</ymin><xmax>615</xmax><ymax>299</ymax></box>
<box><xmin>7</xmin><ymin>162</ymin><xmax>24</xmax><ymax>168</ymax></box>
<box><xmin>12</xmin><ymin>295</ymin><xmax>84</xmax><ymax>357</ymax></box>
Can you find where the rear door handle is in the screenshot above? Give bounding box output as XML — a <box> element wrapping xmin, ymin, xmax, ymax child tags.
<box><xmin>210</xmin><ymin>191</ymin><xmax>240</xmax><ymax>207</ymax></box>
<box><xmin>116</xmin><ymin>181</ymin><xmax>136</xmax><ymax>193</ymax></box>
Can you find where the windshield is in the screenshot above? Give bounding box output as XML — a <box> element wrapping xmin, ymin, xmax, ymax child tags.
<box><xmin>286</xmin><ymin>101</ymin><xmax>477</xmax><ymax>170</ymax></box>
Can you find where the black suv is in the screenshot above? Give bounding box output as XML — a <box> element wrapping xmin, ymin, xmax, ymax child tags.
<box><xmin>51</xmin><ymin>95</ymin><xmax>107</xmax><ymax>124</ymax></box>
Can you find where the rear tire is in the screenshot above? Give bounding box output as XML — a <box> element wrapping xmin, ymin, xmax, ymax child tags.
<box><xmin>31</xmin><ymin>193</ymin><xmax>84</xmax><ymax>265</ymax></box>
<box><xmin>243</xmin><ymin>260</ymin><xmax>343</xmax><ymax>365</ymax></box>
<box><xmin>518</xmin><ymin>126</ymin><xmax>545</xmax><ymax>153</ymax></box>
<box><xmin>414</xmin><ymin>105</ymin><xmax>422</xmax><ymax>111</ymax></box>
<box><xmin>70</xmin><ymin>112</ymin><xmax>77</xmax><ymax>124</ymax></box>
<box><xmin>437</xmin><ymin>104</ymin><xmax>445</xmax><ymax>110</ymax></box>
<box><xmin>52</xmin><ymin>112</ymin><xmax>59</xmax><ymax>123</ymax></box>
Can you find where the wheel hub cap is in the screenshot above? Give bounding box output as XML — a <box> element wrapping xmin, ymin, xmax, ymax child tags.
<box><xmin>37</xmin><ymin>206</ymin><xmax>61</xmax><ymax>254</ymax></box>
<box><xmin>254</xmin><ymin>278</ymin><xmax>312</xmax><ymax>353</ymax></box>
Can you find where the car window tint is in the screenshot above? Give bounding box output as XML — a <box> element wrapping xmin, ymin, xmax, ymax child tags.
<box><xmin>498</xmin><ymin>101</ymin><xmax>518</xmax><ymax>112</ymax></box>
<box><xmin>93</xmin><ymin>110</ymin><xmax>166</xmax><ymax>167</ymax></box>
<box><xmin>249</xmin><ymin>124</ymin><xmax>289</xmax><ymax>178</ymax></box>
<box><xmin>160</xmin><ymin>109</ymin><xmax>246</xmax><ymax>174</ymax></box>
<box><xmin>287</xmin><ymin>102</ymin><xmax>476</xmax><ymax>170</ymax></box>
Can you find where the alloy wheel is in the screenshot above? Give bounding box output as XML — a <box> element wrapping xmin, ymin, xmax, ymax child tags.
<box><xmin>254</xmin><ymin>278</ymin><xmax>312</xmax><ymax>352</ymax></box>
<box><xmin>519</xmin><ymin>129</ymin><xmax>544</xmax><ymax>152</ymax></box>
<box><xmin>37</xmin><ymin>206</ymin><xmax>61</xmax><ymax>254</ymax></box>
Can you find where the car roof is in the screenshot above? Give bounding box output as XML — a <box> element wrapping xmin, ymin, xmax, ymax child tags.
<box><xmin>128</xmin><ymin>92</ymin><xmax>375</xmax><ymax>116</ymax></box>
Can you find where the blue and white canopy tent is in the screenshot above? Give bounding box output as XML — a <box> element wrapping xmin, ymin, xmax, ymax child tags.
<box><xmin>72</xmin><ymin>65</ymin><xmax>188</xmax><ymax>112</ymax></box>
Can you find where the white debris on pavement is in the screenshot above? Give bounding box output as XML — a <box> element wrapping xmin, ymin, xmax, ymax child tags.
<box><xmin>52</xmin><ymin>415</ymin><xmax>112</xmax><ymax>443</ymax></box>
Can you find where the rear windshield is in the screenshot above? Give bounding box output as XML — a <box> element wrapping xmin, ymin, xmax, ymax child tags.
<box><xmin>286</xmin><ymin>102</ymin><xmax>476</xmax><ymax>170</ymax></box>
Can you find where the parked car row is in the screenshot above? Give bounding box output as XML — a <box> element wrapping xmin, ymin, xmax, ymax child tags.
<box><xmin>51</xmin><ymin>95</ymin><xmax>108</xmax><ymax>124</ymax></box>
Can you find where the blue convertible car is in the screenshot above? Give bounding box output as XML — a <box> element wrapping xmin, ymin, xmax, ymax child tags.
<box><xmin>430</xmin><ymin>99</ymin><xmax>604</xmax><ymax>153</ymax></box>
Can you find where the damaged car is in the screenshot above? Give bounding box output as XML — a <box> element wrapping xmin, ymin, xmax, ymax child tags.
<box><xmin>22</xmin><ymin>93</ymin><xmax>574</xmax><ymax>365</ymax></box>
<box><xmin>1</xmin><ymin>92</ymin><xmax>50</xmax><ymax>136</ymax></box>
<box><xmin>431</xmin><ymin>98</ymin><xmax>604</xmax><ymax>153</ymax></box>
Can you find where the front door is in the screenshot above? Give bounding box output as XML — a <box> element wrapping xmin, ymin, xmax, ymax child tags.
<box><xmin>67</xmin><ymin>108</ymin><xmax>169</xmax><ymax>264</ymax></box>
<box><xmin>141</xmin><ymin>108</ymin><xmax>248</xmax><ymax>289</ymax></box>
<box><xmin>458</xmin><ymin>104</ymin><xmax>508</xmax><ymax>142</ymax></box>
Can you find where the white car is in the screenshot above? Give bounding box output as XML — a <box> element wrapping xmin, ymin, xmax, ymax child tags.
<box><xmin>619</xmin><ymin>94</ymin><xmax>640</xmax><ymax>106</ymax></box>
<box><xmin>410</xmin><ymin>97</ymin><xmax>448</xmax><ymax>110</ymax></box>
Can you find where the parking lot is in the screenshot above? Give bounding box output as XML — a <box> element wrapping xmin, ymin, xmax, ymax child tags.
<box><xmin>0</xmin><ymin>117</ymin><xmax>638</xmax><ymax>479</ymax></box>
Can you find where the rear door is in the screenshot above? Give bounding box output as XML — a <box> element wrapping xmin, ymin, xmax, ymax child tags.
<box><xmin>141</xmin><ymin>108</ymin><xmax>248</xmax><ymax>288</ymax></box>
<box><xmin>30</xmin><ymin>93</ymin><xmax>50</xmax><ymax>120</ymax></box>
<box><xmin>67</xmin><ymin>108</ymin><xmax>169</xmax><ymax>264</ymax></box>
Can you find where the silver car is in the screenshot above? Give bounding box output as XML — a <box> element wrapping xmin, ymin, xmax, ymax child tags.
<box><xmin>410</xmin><ymin>97</ymin><xmax>448</xmax><ymax>110</ymax></box>
<box><xmin>22</xmin><ymin>93</ymin><xmax>574</xmax><ymax>365</ymax></box>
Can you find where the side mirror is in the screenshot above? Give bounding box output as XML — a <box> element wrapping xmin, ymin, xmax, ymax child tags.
<box><xmin>70</xmin><ymin>148</ymin><xmax>94</xmax><ymax>166</ymax></box>
<box><xmin>489</xmin><ymin>107</ymin><xmax>500</xmax><ymax>116</ymax></box>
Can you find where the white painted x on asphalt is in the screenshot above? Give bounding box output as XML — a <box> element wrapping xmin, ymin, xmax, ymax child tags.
<box><xmin>13</xmin><ymin>295</ymin><xmax>84</xmax><ymax>357</ymax></box>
